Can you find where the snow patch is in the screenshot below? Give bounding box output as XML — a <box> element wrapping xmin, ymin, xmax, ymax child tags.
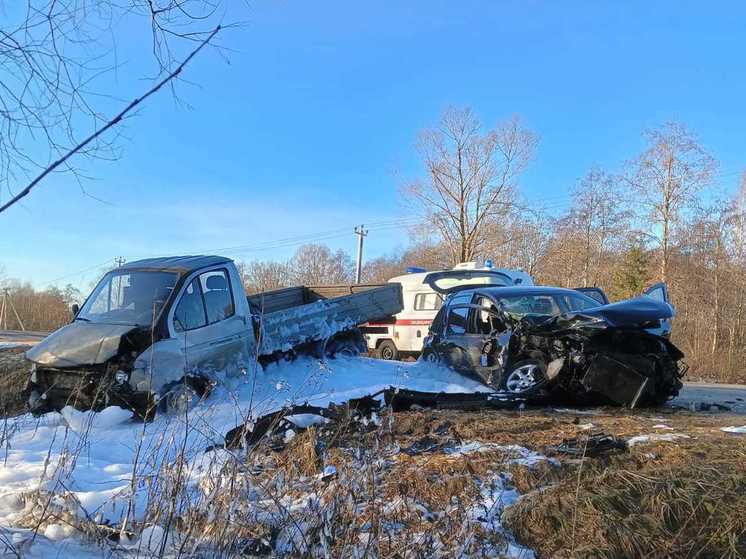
<box><xmin>720</xmin><ymin>425</ymin><xmax>746</xmax><ymax>434</ymax></box>
<box><xmin>627</xmin><ymin>433</ymin><xmax>690</xmax><ymax>446</ymax></box>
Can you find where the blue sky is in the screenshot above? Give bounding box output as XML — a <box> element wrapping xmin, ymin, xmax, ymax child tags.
<box><xmin>1</xmin><ymin>1</ymin><xmax>745</xmax><ymax>289</ymax></box>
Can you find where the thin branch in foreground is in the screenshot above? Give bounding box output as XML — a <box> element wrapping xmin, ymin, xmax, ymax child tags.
<box><xmin>0</xmin><ymin>25</ymin><xmax>221</xmax><ymax>215</ymax></box>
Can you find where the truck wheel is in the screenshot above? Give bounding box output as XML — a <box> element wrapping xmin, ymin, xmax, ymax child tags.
<box><xmin>501</xmin><ymin>360</ymin><xmax>547</xmax><ymax>394</ymax></box>
<box><xmin>159</xmin><ymin>379</ymin><xmax>203</xmax><ymax>414</ymax></box>
<box><xmin>325</xmin><ymin>337</ymin><xmax>362</xmax><ymax>358</ymax></box>
<box><xmin>377</xmin><ymin>340</ymin><xmax>398</xmax><ymax>361</ymax></box>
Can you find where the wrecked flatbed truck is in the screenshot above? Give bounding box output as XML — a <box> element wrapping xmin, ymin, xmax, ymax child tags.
<box><xmin>25</xmin><ymin>255</ymin><xmax>402</xmax><ymax>417</ymax></box>
<box><xmin>421</xmin><ymin>282</ymin><xmax>686</xmax><ymax>407</ymax></box>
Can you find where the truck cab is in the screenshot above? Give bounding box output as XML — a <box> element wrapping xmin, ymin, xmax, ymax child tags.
<box><xmin>25</xmin><ymin>255</ymin><xmax>403</xmax><ymax>417</ymax></box>
<box><xmin>363</xmin><ymin>262</ymin><xmax>534</xmax><ymax>361</ymax></box>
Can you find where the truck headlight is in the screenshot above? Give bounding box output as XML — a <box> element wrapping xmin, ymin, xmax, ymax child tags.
<box><xmin>114</xmin><ymin>370</ymin><xmax>129</xmax><ymax>385</ymax></box>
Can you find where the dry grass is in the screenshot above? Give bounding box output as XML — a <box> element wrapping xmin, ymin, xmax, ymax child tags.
<box><xmin>0</xmin><ymin>347</ymin><xmax>30</xmax><ymax>416</ymax></box>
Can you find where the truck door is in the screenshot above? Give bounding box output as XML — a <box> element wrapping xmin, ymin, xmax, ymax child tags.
<box><xmin>643</xmin><ymin>282</ymin><xmax>673</xmax><ymax>337</ymax></box>
<box><xmin>171</xmin><ymin>268</ymin><xmax>250</xmax><ymax>379</ymax></box>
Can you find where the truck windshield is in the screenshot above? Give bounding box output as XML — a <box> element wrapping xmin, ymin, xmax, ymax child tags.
<box><xmin>77</xmin><ymin>270</ymin><xmax>179</xmax><ymax>326</ymax></box>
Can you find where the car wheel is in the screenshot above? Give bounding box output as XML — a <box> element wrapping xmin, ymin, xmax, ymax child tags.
<box><xmin>502</xmin><ymin>360</ymin><xmax>547</xmax><ymax>394</ymax></box>
<box><xmin>377</xmin><ymin>340</ymin><xmax>399</xmax><ymax>361</ymax></box>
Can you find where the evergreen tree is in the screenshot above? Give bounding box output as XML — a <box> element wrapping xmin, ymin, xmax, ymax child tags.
<box><xmin>610</xmin><ymin>243</ymin><xmax>650</xmax><ymax>300</ymax></box>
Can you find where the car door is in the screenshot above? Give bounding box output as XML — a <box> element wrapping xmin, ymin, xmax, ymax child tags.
<box><xmin>573</xmin><ymin>287</ymin><xmax>609</xmax><ymax>306</ymax></box>
<box><xmin>439</xmin><ymin>293</ymin><xmax>485</xmax><ymax>371</ymax></box>
<box><xmin>642</xmin><ymin>282</ymin><xmax>673</xmax><ymax>337</ymax></box>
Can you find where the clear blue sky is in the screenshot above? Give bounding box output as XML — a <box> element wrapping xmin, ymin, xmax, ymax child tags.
<box><xmin>1</xmin><ymin>1</ymin><xmax>744</xmax><ymax>290</ymax></box>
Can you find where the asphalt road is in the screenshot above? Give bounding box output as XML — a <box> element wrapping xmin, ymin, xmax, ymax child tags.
<box><xmin>671</xmin><ymin>383</ymin><xmax>746</xmax><ymax>414</ymax></box>
<box><xmin>0</xmin><ymin>329</ymin><xmax>48</xmax><ymax>347</ymax></box>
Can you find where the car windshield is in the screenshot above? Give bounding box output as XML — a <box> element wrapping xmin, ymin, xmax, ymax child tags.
<box><xmin>496</xmin><ymin>291</ymin><xmax>600</xmax><ymax>320</ymax></box>
<box><xmin>77</xmin><ymin>270</ymin><xmax>179</xmax><ymax>326</ymax></box>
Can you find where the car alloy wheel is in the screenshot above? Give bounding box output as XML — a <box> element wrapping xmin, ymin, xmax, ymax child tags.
<box><xmin>505</xmin><ymin>362</ymin><xmax>543</xmax><ymax>393</ymax></box>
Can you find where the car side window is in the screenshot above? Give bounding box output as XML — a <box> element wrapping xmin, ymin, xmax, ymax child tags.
<box><xmin>173</xmin><ymin>279</ymin><xmax>207</xmax><ymax>332</ymax></box>
<box><xmin>472</xmin><ymin>296</ymin><xmax>500</xmax><ymax>334</ymax></box>
<box><xmin>447</xmin><ymin>306</ymin><xmax>469</xmax><ymax>335</ymax></box>
<box><xmin>563</xmin><ymin>294</ymin><xmax>599</xmax><ymax>312</ymax></box>
<box><xmin>199</xmin><ymin>269</ymin><xmax>235</xmax><ymax>324</ymax></box>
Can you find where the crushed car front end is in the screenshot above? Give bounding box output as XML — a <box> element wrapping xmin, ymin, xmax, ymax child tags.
<box><xmin>423</xmin><ymin>287</ymin><xmax>687</xmax><ymax>407</ymax></box>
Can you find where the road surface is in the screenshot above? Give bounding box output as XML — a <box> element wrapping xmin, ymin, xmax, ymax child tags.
<box><xmin>0</xmin><ymin>329</ymin><xmax>48</xmax><ymax>347</ymax></box>
<box><xmin>671</xmin><ymin>383</ymin><xmax>746</xmax><ymax>414</ymax></box>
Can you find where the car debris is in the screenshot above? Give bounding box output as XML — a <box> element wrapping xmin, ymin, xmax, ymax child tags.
<box><xmin>24</xmin><ymin>256</ymin><xmax>402</xmax><ymax>418</ymax></box>
<box><xmin>420</xmin><ymin>282</ymin><xmax>686</xmax><ymax>407</ymax></box>
<box><xmin>224</xmin><ymin>394</ymin><xmax>383</xmax><ymax>450</ymax></box>
<box><xmin>383</xmin><ymin>386</ymin><xmax>531</xmax><ymax>412</ymax></box>
<box><xmin>548</xmin><ymin>432</ymin><xmax>628</xmax><ymax>457</ymax></box>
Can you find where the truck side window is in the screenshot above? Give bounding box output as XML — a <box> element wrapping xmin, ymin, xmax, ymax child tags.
<box><xmin>199</xmin><ymin>269</ymin><xmax>235</xmax><ymax>324</ymax></box>
<box><xmin>174</xmin><ymin>279</ymin><xmax>207</xmax><ymax>332</ymax></box>
<box><xmin>414</xmin><ymin>292</ymin><xmax>443</xmax><ymax>311</ymax></box>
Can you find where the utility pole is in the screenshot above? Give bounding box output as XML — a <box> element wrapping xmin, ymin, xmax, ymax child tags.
<box><xmin>354</xmin><ymin>225</ymin><xmax>368</xmax><ymax>284</ymax></box>
<box><xmin>0</xmin><ymin>289</ymin><xmax>25</xmax><ymax>331</ymax></box>
<box><xmin>115</xmin><ymin>256</ymin><xmax>126</xmax><ymax>267</ymax></box>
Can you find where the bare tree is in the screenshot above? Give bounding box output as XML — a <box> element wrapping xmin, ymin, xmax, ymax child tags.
<box><xmin>564</xmin><ymin>168</ymin><xmax>629</xmax><ymax>287</ymax></box>
<box><xmin>239</xmin><ymin>260</ymin><xmax>289</xmax><ymax>294</ymax></box>
<box><xmin>0</xmin><ymin>1</ymin><xmax>233</xmax><ymax>211</ymax></box>
<box><xmin>626</xmin><ymin>122</ymin><xmax>716</xmax><ymax>282</ymax></box>
<box><xmin>406</xmin><ymin>107</ymin><xmax>537</xmax><ymax>264</ymax></box>
<box><xmin>286</xmin><ymin>244</ymin><xmax>354</xmax><ymax>285</ymax></box>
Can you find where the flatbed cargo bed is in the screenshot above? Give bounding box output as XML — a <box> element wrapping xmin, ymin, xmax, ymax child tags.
<box><xmin>248</xmin><ymin>284</ymin><xmax>402</xmax><ymax>355</ymax></box>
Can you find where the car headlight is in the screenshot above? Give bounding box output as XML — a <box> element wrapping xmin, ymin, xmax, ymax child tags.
<box><xmin>114</xmin><ymin>370</ymin><xmax>129</xmax><ymax>385</ymax></box>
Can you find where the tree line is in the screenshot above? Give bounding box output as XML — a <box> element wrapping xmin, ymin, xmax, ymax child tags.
<box><xmin>3</xmin><ymin>107</ymin><xmax>743</xmax><ymax>383</ymax></box>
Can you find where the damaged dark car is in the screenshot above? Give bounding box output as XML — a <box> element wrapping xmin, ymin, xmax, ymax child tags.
<box><xmin>421</xmin><ymin>279</ymin><xmax>686</xmax><ymax>407</ymax></box>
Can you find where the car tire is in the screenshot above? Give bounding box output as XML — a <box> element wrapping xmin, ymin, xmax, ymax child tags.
<box><xmin>501</xmin><ymin>359</ymin><xmax>547</xmax><ymax>394</ymax></box>
<box><xmin>377</xmin><ymin>340</ymin><xmax>399</xmax><ymax>361</ymax></box>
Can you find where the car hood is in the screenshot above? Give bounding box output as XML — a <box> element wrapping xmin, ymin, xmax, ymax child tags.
<box><xmin>25</xmin><ymin>322</ymin><xmax>143</xmax><ymax>368</ymax></box>
<box><xmin>534</xmin><ymin>296</ymin><xmax>675</xmax><ymax>332</ymax></box>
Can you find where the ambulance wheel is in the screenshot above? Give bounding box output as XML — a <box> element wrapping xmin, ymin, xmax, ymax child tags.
<box><xmin>377</xmin><ymin>340</ymin><xmax>399</xmax><ymax>361</ymax></box>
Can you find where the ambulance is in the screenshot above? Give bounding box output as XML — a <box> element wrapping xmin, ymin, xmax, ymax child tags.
<box><xmin>362</xmin><ymin>261</ymin><xmax>534</xmax><ymax>360</ymax></box>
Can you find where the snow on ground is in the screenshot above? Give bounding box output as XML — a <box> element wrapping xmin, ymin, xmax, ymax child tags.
<box><xmin>720</xmin><ymin>425</ymin><xmax>746</xmax><ymax>433</ymax></box>
<box><xmin>0</xmin><ymin>357</ymin><xmax>488</xmax><ymax>556</ymax></box>
<box><xmin>626</xmin><ymin>433</ymin><xmax>691</xmax><ymax>446</ymax></box>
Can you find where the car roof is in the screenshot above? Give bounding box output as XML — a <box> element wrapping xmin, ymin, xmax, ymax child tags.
<box><xmin>453</xmin><ymin>285</ymin><xmax>595</xmax><ymax>298</ymax></box>
<box><xmin>119</xmin><ymin>255</ymin><xmax>232</xmax><ymax>274</ymax></box>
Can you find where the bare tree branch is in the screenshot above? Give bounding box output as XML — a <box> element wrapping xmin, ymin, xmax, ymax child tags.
<box><xmin>0</xmin><ymin>25</ymin><xmax>220</xmax><ymax>214</ymax></box>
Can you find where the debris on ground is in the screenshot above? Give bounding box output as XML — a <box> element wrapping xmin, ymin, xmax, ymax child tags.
<box><xmin>548</xmin><ymin>432</ymin><xmax>628</xmax><ymax>457</ymax></box>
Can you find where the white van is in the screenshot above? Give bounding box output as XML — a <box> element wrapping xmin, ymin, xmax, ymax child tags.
<box><xmin>362</xmin><ymin>262</ymin><xmax>533</xmax><ymax>360</ymax></box>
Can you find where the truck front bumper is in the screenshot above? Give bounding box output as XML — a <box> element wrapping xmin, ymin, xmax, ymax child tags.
<box><xmin>27</xmin><ymin>366</ymin><xmax>154</xmax><ymax>419</ymax></box>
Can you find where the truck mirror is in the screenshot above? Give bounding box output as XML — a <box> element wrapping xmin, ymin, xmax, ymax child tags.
<box><xmin>71</xmin><ymin>303</ymin><xmax>80</xmax><ymax>316</ymax></box>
